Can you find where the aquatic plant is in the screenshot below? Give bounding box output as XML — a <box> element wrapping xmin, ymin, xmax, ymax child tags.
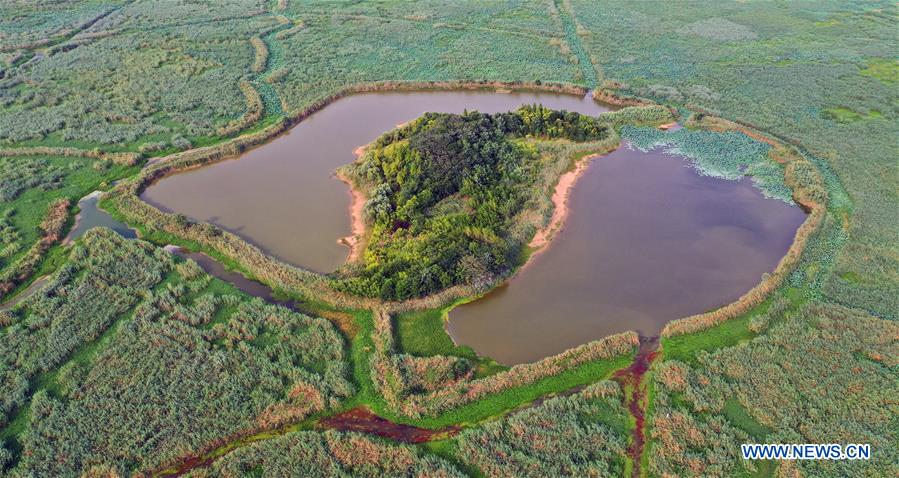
<box><xmin>572</xmin><ymin>0</ymin><xmax>896</xmax><ymax>319</ymax></box>
<box><xmin>621</xmin><ymin>126</ymin><xmax>792</xmax><ymax>203</ymax></box>
<box><xmin>1</xmin><ymin>2</ymin><xmax>895</xmax><ymax>475</ymax></box>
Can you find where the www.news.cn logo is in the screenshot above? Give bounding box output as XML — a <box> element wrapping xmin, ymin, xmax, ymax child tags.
<box><xmin>742</xmin><ymin>444</ymin><xmax>871</xmax><ymax>460</ymax></box>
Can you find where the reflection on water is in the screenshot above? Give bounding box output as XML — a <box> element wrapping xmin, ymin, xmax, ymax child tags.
<box><xmin>66</xmin><ymin>192</ymin><xmax>137</xmax><ymax>243</ymax></box>
<box><xmin>168</xmin><ymin>248</ymin><xmax>288</xmax><ymax>306</ymax></box>
<box><xmin>446</xmin><ymin>145</ymin><xmax>807</xmax><ymax>365</ymax></box>
<box><xmin>141</xmin><ymin>90</ymin><xmax>611</xmax><ymax>273</ymax></box>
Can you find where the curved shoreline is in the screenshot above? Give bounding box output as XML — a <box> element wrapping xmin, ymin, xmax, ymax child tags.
<box><xmin>529</xmin><ymin>151</ymin><xmax>597</xmax><ymax>250</ymax></box>
<box><xmin>105</xmin><ymin>83</ymin><xmax>824</xmax><ymax>339</ymax></box>
<box><xmin>338</xmin><ymin>142</ymin><xmax>610</xmax><ymax>275</ymax></box>
<box><xmin>335</xmin><ymin>168</ymin><xmax>367</xmax><ymax>264</ymax></box>
<box><xmin>62</xmin><ymin>190</ymin><xmax>101</xmax><ymax>245</ymax></box>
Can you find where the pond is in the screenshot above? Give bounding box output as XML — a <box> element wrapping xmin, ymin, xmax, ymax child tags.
<box><xmin>65</xmin><ymin>191</ymin><xmax>137</xmax><ymax>243</ymax></box>
<box><xmin>447</xmin><ymin>144</ymin><xmax>806</xmax><ymax>364</ymax></box>
<box><xmin>141</xmin><ymin>90</ymin><xmax>611</xmax><ymax>273</ymax></box>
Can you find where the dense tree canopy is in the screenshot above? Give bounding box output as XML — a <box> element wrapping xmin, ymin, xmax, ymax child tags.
<box><xmin>334</xmin><ymin>106</ymin><xmax>610</xmax><ymax>300</ymax></box>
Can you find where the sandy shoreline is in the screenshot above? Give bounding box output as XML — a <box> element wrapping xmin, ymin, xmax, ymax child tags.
<box><xmin>337</xmin><ymin>146</ymin><xmax>368</xmax><ymax>263</ymax></box>
<box><xmin>340</xmin><ymin>141</ymin><xmax>601</xmax><ymax>267</ymax></box>
<box><xmin>528</xmin><ymin>153</ymin><xmax>597</xmax><ymax>250</ymax></box>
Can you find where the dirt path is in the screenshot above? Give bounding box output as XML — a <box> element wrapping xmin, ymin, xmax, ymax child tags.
<box><xmin>613</xmin><ymin>336</ymin><xmax>660</xmax><ymax>478</ymax></box>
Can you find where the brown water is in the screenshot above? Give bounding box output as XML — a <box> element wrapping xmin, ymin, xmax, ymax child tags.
<box><xmin>140</xmin><ymin>89</ymin><xmax>806</xmax><ymax>366</ymax></box>
<box><xmin>141</xmin><ymin>90</ymin><xmax>611</xmax><ymax>273</ymax></box>
<box><xmin>166</xmin><ymin>248</ymin><xmax>291</xmax><ymax>307</ymax></box>
<box><xmin>447</xmin><ymin>145</ymin><xmax>807</xmax><ymax>364</ymax></box>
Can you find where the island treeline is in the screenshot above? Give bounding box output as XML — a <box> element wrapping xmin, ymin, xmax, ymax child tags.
<box><xmin>334</xmin><ymin>105</ymin><xmax>611</xmax><ymax>301</ymax></box>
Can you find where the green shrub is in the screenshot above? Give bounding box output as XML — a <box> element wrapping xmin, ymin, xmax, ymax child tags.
<box><xmin>333</xmin><ymin>106</ymin><xmax>611</xmax><ymax>301</ymax></box>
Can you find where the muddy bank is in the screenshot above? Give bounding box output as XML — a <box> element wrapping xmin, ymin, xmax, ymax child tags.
<box><xmin>447</xmin><ymin>145</ymin><xmax>807</xmax><ymax>365</ymax></box>
<box><xmin>529</xmin><ymin>151</ymin><xmax>597</xmax><ymax>249</ymax></box>
<box><xmin>335</xmin><ymin>170</ymin><xmax>367</xmax><ymax>264</ymax></box>
<box><xmin>141</xmin><ymin>89</ymin><xmax>613</xmax><ymax>273</ymax></box>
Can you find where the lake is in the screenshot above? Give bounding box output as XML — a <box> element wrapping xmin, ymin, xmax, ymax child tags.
<box><xmin>139</xmin><ymin>89</ymin><xmax>806</xmax><ymax>365</ymax></box>
<box><xmin>141</xmin><ymin>90</ymin><xmax>612</xmax><ymax>273</ymax></box>
<box><xmin>447</xmin><ymin>144</ymin><xmax>806</xmax><ymax>364</ymax></box>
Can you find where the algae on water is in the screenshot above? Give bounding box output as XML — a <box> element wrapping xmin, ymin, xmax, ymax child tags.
<box><xmin>620</xmin><ymin>126</ymin><xmax>794</xmax><ymax>204</ymax></box>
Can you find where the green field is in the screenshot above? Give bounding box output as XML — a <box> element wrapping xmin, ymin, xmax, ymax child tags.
<box><xmin>0</xmin><ymin>1</ymin><xmax>895</xmax><ymax>477</ymax></box>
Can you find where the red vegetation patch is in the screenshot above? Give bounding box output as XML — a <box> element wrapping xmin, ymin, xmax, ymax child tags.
<box><xmin>612</xmin><ymin>336</ymin><xmax>660</xmax><ymax>478</ymax></box>
<box><xmin>319</xmin><ymin>407</ymin><xmax>459</xmax><ymax>443</ymax></box>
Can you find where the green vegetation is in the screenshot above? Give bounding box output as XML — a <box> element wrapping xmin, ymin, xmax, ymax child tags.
<box><xmin>350</xmin><ymin>309</ymin><xmax>636</xmax><ymax>431</ymax></box>
<box><xmin>0</xmin><ymin>1</ymin><xmax>281</xmax><ymax>150</ymax></box>
<box><xmin>401</xmin><ymin>350</ymin><xmax>633</xmax><ymax>429</ymax></box>
<box><xmin>650</xmin><ymin>302</ymin><xmax>897</xmax><ymax>477</ymax></box>
<box><xmin>184</xmin><ymin>430</ymin><xmax>464</xmax><ymax>477</ymax></box>
<box><xmin>572</xmin><ymin>0</ymin><xmax>897</xmax><ymax>320</ymax></box>
<box><xmin>859</xmin><ymin>58</ymin><xmax>898</xmax><ymax>84</ymax></box>
<box><xmin>394</xmin><ymin>307</ymin><xmax>506</xmax><ymax>377</ymax></box>
<box><xmin>0</xmin><ymin>1</ymin><xmax>895</xmax><ymax>477</ymax></box>
<box><xmin>0</xmin><ymin>155</ymin><xmax>136</xmax><ymax>285</ymax></box>
<box><xmin>2</xmin><ymin>230</ymin><xmax>353</xmax><ymax>476</ymax></box>
<box><xmin>334</xmin><ymin>106</ymin><xmax>612</xmax><ymax>301</ymax></box>
<box><xmin>822</xmin><ymin>106</ymin><xmax>881</xmax><ymax>123</ymax></box>
<box><xmin>660</xmin><ymin>292</ymin><xmax>798</xmax><ymax>366</ymax></box>
<box><xmin>456</xmin><ymin>380</ymin><xmax>631</xmax><ymax>477</ymax></box>
<box><xmin>0</xmin><ymin>157</ymin><xmax>63</xmax><ymax>202</ymax></box>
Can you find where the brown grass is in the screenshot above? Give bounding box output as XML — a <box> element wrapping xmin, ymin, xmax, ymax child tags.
<box><xmin>215</xmin><ymin>81</ymin><xmax>264</xmax><ymax>137</ymax></box>
<box><xmin>0</xmin><ymin>147</ymin><xmax>141</xmax><ymax>165</ymax></box>
<box><xmin>113</xmin><ymin>82</ymin><xmax>827</xmax><ymax>341</ymax></box>
<box><xmin>592</xmin><ymin>83</ymin><xmax>654</xmax><ymax>107</ymax></box>
<box><xmin>250</xmin><ymin>36</ymin><xmax>268</xmax><ymax>74</ymax></box>
<box><xmin>106</xmin><ymin>80</ymin><xmax>610</xmax><ymax>313</ymax></box>
<box><xmin>0</xmin><ymin>198</ymin><xmax>70</xmax><ymax>299</ymax></box>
